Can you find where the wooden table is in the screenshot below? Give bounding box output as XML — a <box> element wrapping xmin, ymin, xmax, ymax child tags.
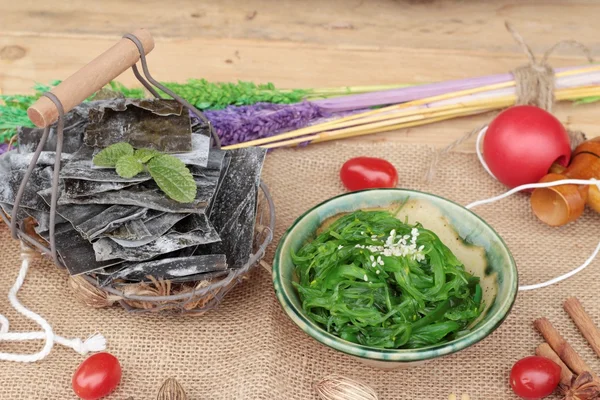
<box><xmin>1</xmin><ymin>0</ymin><xmax>598</xmax><ymax>151</ymax></box>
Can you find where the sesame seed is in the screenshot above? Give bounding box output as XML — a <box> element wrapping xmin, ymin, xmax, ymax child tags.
<box><xmin>363</xmin><ymin>274</ymin><xmax>368</xmax><ymax>281</ymax></box>
<box><xmin>338</xmin><ymin>245</ymin><xmax>343</xmax><ymax>250</ymax></box>
<box><xmin>376</xmin><ymin>270</ymin><xmax>381</xmax><ymax>275</ymax></box>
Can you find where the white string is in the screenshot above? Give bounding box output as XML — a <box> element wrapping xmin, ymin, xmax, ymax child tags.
<box><xmin>0</xmin><ymin>258</ymin><xmax>106</xmax><ymax>362</ymax></box>
<box><xmin>465</xmin><ymin>178</ymin><xmax>600</xmax><ymax>210</ymax></box>
<box><xmin>471</xmin><ymin>126</ymin><xmax>600</xmax><ymax>292</ymax></box>
<box><xmin>475</xmin><ymin>126</ymin><xmax>497</xmax><ymax>180</ymax></box>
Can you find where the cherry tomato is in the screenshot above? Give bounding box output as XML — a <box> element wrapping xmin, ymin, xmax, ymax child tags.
<box><xmin>483</xmin><ymin>105</ymin><xmax>571</xmax><ymax>188</ymax></box>
<box><xmin>72</xmin><ymin>352</ymin><xmax>122</xmax><ymax>400</ymax></box>
<box><xmin>340</xmin><ymin>157</ymin><xmax>398</xmax><ymax>191</ymax></box>
<box><xmin>510</xmin><ymin>356</ymin><xmax>561</xmax><ymax>399</ymax></box>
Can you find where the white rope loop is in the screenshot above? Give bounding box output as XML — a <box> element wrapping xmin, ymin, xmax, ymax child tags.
<box><xmin>472</xmin><ymin>126</ymin><xmax>600</xmax><ymax>292</ymax></box>
<box><xmin>0</xmin><ymin>258</ymin><xmax>106</xmax><ymax>362</ymax></box>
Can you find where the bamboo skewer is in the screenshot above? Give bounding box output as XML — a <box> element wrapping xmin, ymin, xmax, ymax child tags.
<box><xmin>223</xmin><ymin>65</ymin><xmax>600</xmax><ymax>150</ymax></box>
<box><xmin>225</xmin><ymin>89</ymin><xmax>600</xmax><ymax>149</ymax></box>
<box><xmin>264</xmin><ymin>107</ymin><xmax>495</xmax><ymax>149</ymax></box>
<box><xmin>310</xmin><ymin>106</ymin><xmax>495</xmax><ymax>143</ymax></box>
<box><xmin>261</xmin><ymin>85</ymin><xmax>600</xmax><ymax>149</ymax></box>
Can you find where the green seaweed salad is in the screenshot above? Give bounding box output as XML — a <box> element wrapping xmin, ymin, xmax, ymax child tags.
<box><xmin>292</xmin><ymin>210</ymin><xmax>484</xmax><ymax>349</ymax></box>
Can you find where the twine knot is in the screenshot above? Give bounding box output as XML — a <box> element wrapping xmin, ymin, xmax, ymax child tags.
<box><xmin>424</xmin><ymin>22</ymin><xmax>594</xmax><ymax>182</ymax></box>
<box><xmin>505</xmin><ymin>21</ymin><xmax>593</xmax><ymax>114</ymax></box>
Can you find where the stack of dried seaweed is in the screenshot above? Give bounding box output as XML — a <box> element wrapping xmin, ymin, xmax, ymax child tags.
<box><xmin>0</xmin><ymin>97</ymin><xmax>266</xmax><ymax>291</ymax></box>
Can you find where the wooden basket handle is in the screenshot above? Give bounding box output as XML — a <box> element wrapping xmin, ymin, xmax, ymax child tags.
<box><xmin>27</xmin><ymin>28</ymin><xmax>155</xmax><ymax>128</ymax></box>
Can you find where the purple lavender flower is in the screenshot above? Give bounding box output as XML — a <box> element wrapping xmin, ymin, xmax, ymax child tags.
<box><xmin>0</xmin><ymin>143</ymin><xmax>9</xmax><ymax>156</ymax></box>
<box><xmin>201</xmin><ymin>102</ymin><xmax>330</xmax><ymax>146</ymax></box>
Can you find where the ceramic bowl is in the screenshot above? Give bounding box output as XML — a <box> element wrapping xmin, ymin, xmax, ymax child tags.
<box><xmin>272</xmin><ymin>189</ymin><xmax>518</xmax><ymax>368</ymax></box>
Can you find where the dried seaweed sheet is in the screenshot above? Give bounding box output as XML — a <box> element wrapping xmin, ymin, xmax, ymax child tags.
<box><xmin>0</xmin><ymin>166</ymin><xmax>53</xmax><ymax>211</ymax></box>
<box><xmin>84</xmin><ymin>99</ymin><xmax>192</xmax><ymax>153</ymax></box>
<box><xmin>62</xmin><ymin>179</ymin><xmax>139</xmax><ymax>199</ymax></box>
<box><xmin>93</xmin><ymin>213</ymin><xmax>220</xmax><ymax>262</ymax></box>
<box><xmin>16</xmin><ymin>102</ymin><xmax>94</xmax><ymax>154</ymax></box>
<box><xmin>172</xmin><ymin>134</ymin><xmax>210</xmax><ymax>167</ymax></box>
<box><xmin>190</xmin><ymin>112</ymin><xmax>212</xmax><ymax>137</ymax></box>
<box><xmin>103</xmin><ymin>219</ymin><xmax>151</xmax><ymax>242</ymax></box>
<box><xmin>194</xmin><ymin>148</ymin><xmax>266</xmax><ymax>268</ymax></box>
<box><xmin>32</xmin><ymin>213</ymin><xmax>67</xmax><ymax>236</ymax></box>
<box><xmin>43</xmin><ymin>222</ymin><xmax>124</xmax><ymax>275</ymax></box>
<box><xmin>0</xmin><ymin>151</ymin><xmax>73</xmax><ymax>212</ymax></box>
<box><xmin>0</xmin><ymin>150</ymin><xmax>72</xmax><ymax>170</ymax></box>
<box><xmin>165</xmin><ymin>270</ymin><xmax>228</xmax><ymax>284</ymax></box>
<box><xmin>16</xmin><ymin>100</ymin><xmax>146</xmax><ymax>155</ymax></box>
<box><xmin>100</xmin><ymin>254</ymin><xmax>227</xmax><ymax>284</ymax></box>
<box><xmin>105</xmin><ymin>212</ymin><xmax>189</xmax><ymax>247</ymax></box>
<box><xmin>55</xmin><ymin>204</ymin><xmax>109</xmax><ymax>227</ymax></box>
<box><xmin>75</xmin><ymin>206</ymin><xmax>148</xmax><ymax>241</ymax></box>
<box><xmin>206</xmin><ymin>153</ymin><xmax>231</xmax><ymax>217</ymax></box>
<box><xmin>190</xmin><ymin>147</ymin><xmax>226</xmax><ymax>173</ymax></box>
<box><xmin>60</xmin><ymin>157</ymin><xmax>151</xmax><ymax>183</ymax></box>
<box><xmin>36</xmin><ymin>187</ymin><xmax>149</xmax><ymax>242</ymax></box>
<box><xmin>197</xmin><ymin>186</ymin><xmax>258</xmax><ymax>269</ymax></box>
<box><xmin>104</xmin><ymin>270</ymin><xmax>228</xmax><ymax>287</ymax></box>
<box><xmin>59</xmin><ymin>155</ymin><xmax>226</xmax><ymax>213</ymax></box>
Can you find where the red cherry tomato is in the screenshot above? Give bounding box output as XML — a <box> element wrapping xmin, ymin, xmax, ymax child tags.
<box><xmin>72</xmin><ymin>352</ymin><xmax>122</xmax><ymax>400</ymax></box>
<box><xmin>510</xmin><ymin>356</ymin><xmax>561</xmax><ymax>399</ymax></box>
<box><xmin>340</xmin><ymin>157</ymin><xmax>398</xmax><ymax>191</ymax></box>
<box><xmin>483</xmin><ymin>105</ymin><xmax>571</xmax><ymax>188</ymax></box>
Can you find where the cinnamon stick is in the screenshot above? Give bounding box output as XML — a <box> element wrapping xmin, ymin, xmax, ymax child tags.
<box><xmin>536</xmin><ymin>342</ymin><xmax>574</xmax><ymax>386</ymax></box>
<box><xmin>564</xmin><ymin>297</ymin><xmax>600</xmax><ymax>358</ymax></box>
<box><xmin>534</xmin><ymin>317</ymin><xmax>597</xmax><ymax>379</ymax></box>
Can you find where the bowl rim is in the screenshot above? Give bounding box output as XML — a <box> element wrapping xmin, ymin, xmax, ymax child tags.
<box><xmin>272</xmin><ymin>188</ymin><xmax>518</xmax><ymax>363</ymax></box>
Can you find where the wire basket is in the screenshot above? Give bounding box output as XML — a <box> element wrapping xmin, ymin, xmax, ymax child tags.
<box><xmin>1</xmin><ymin>29</ymin><xmax>275</xmax><ymax>314</ymax></box>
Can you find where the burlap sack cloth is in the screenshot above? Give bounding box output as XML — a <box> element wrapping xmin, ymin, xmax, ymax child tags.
<box><xmin>1</xmin><ymin>142</ymin><xmax>598</xmax><ymax>399</ymax></box>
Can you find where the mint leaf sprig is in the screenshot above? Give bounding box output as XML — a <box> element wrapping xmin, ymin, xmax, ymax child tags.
<box><xmin>93</xmin><ymin>143</ymin><xmax>196</xmax><ymax>203</ymax></box>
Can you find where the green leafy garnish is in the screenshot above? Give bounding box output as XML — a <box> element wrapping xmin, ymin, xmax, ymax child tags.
<box><xmin>92</xmin><ymin>142</ymin><xmax>196</xmax><ymax>203</ymax></box>
<box><xmin>93</xmin><ymin>142</ymin><xmax>134</xmax><ymax>167</ymax></box>
<box><xmin>115</xmin><ymin>155</ymin><xmax>144</xmax><ymax>178</ymax></box>
<box><xmin>292</xmin><ymin>210</ymin><xmax>484</xmax><ymax>349</ymax></box>
<box><xmin>147</xmin><ymin>155</ymin><xmax>197</xmax><ymax>203</ymax></box>
<box><xmin>134</xmin><ymin>148</ymin><xmax>160</xmax><ymax>163</ymax></box>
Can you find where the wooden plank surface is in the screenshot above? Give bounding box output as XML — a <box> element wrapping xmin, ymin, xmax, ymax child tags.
<box><xmin>1</xmin><ymin>0</ymin><xmax>598</xmax><ymax>151</ymax></box>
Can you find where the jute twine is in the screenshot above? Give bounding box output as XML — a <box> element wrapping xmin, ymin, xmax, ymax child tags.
<box><xmin>424</xmin><ymin>22</ymin><xmax>594</xmax><ymax>183</ymax></box>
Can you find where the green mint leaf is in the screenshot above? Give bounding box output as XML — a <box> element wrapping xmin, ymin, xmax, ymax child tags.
<box><xmin>115</xmin><ymin>155</ymin><xmax>144</xmax><ymax>178</ymax></box>
<box><xmin>134</xmin><ymin>148</ymin><xmax>160</xmax><ymax>163</ymax></box>
<box><xmin>147</xmin><ymin>155</ymin><xmax>196</xmax><ymax>203</ymax></box>
<box><xmin>93</xmin><ymin>142</ymin><xmax>134</xmax><ymax>167</ymax></box>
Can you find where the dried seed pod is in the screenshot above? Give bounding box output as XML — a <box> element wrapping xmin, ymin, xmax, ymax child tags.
<box><xmin>157</xmin><ymin>377</ymin><xmax>187</xmax><ymax>400</ymax></box>
<box><xmin>559</xmin><ymin>372</ymin><xmax>600</xmax><ymax>400</ymax></box>
<box><xmin>69</xmin><ymin>276</ymin><xmax>119</xmax><ymax>308</ymax></box>
<box><xmin>315</xmin><ymin>375</ymin><xmax>378</xmax><ymax>400</ymax></box>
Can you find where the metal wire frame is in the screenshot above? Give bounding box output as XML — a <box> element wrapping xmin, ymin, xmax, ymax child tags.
<box><xmin>2</xmin><ymin>31</ymin><xmax>275</xmax><ymax>313</ymax></box>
